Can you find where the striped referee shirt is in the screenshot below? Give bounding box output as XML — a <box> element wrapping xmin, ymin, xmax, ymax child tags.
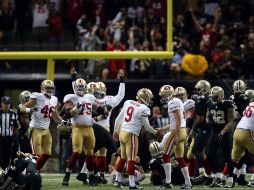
<box><xmin>0</xmin><ymin>108</ymin><xmax>18</xmax><ymax>137</ymax></box>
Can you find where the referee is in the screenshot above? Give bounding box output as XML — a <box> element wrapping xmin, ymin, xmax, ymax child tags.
<box><xmin>0</xmin><ymin>96</ymin><xmax>18</xmax><ymax>169</ymax></box>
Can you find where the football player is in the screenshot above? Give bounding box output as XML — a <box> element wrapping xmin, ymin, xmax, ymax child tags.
<box><xmin>109</xmin><ymin>152</ymin><xmax>145</xmax><ymax>186</ymax></box>
<box><xmin>94</xmin><ymin>73</ymin><xmax>125</xmax><ymax>183</ymax></box>
<box><xmin>231</xmin><ymin>89</ymin><xmax>254</xmax><ymax>187</ymax></box>
<box><xmin>229</xmin><ymin>80</ymin><xmax>249</xmax><ymax>185</ymax></box>
<box><xmin>113</xmin><ymin>88</ymin><xmax>162</xmax><ymax>189</ymax></box>
<box><xmin>62</xmin><ymin>78</ymin><xmax>99</xmax><ymax>186</ymax></box>
<box><xmin>20</xmin><ymin>80</ymin><xmax>66</xmax><ymax>170</ymax></box>
<box><xmin>190</xmin><ymin>80</ymin><xmax>211</xmax><ymax>183</ymax></box>
<box><xmin>174</xmin><ymin>87</ymin><xmax>197</xmax><ymax>180</ymax></box>
<box><xmin>159</xmin><ymin>85</ymin><xmax>192</xmax><ymax>189</ymax></box>
<box><xmin>206</xmin><ymin>86</ymin><xmax>236</xmax><ymax>188</ymax></box>
<box><xmin>17</xmin><ymin>91</ymin><xmax>32</xmax><ymax>153</ymax></box>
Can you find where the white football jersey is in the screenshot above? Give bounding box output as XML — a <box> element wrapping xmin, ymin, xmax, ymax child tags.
<box><xmin>63</xmin><ymin>94</ymin><xmax>95</xmax><ymax>126</ymax></box>
<box><xmin>121</xmin><ymin>100</ymin><xmax>150</xmax><ymax>136</ymax></box>
<box><xmin>110</xmin><ymin>170</ymin><xmax>143</xmax><ymax>185</ymax></box>
<box><xmin>168</xmin><ymin>98</ymin><xmax>186</xmax><ymax>129</ymax></box>
<box><xmin>29</xmin><ymin>92</ymin><xmax>58</xmax><ymax>129</ymax></box>
<box><xmin>95</xmin><ymin>83</ymin><xmax>125</xmax><ymax>127</ymax></box>
<box><xmin>236</xmin><ymin>102</ymin><xmax>254</xmax><ymax>131</ymax></box>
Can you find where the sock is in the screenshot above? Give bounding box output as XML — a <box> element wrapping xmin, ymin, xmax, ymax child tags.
<box><xmin>98</xmin><ymin>156</ymin><xmax>106</xmax><ymax>175</ymax></box>
<box><xmin>67</xmin><ymin>152</ymin><xmax>79</xmax><ymax>170</ymax></box>
<box><xmin>128</xmin><ymin>161</ymin><xmax>136</xmax><ymax>176</ymax></box>
<box><xmin>251</xmin><ymin>174</ymin><xmax>254</xmax><ymax>181</ymax></box>
<box><xmin>233</xmin><ymin>168</ymin><xmax>240</xmax><ymax>176</ymax></box>
<box><xmin>227</xmin><ymin>177</ymin><xmax>233</xmax><ymax>183</ymax></box>
<box><xmin>162</xmin><ymin>154</ymin><xmax>170</xmax><ymax>164</ymax></box>
<box><xmin>81</xmin><ymin>162</ymin><xmax>87</xmax><ymax>173</ymax></box>
<box><xmin>220</xmin><ymin>173</ymin><xmax>226</xmax><ymax>180</ymax></box>
<box><xmin>116</xmin><ymin>171</ymin><xmax>122</xmax><ymax>182</ymax></box>
<box><xmin>176</xmin><ymin>157</ymin><xmax>187</xmax><ymax>168</ymax></box>
<box><xmin>116</xmin><ymin>158</ymin><xmax>126</xmax><ymax>173</ymax></box>
<box><xmin>223</xmin><ymin>164</ymin><xmax>228</xmax><ymax>176</ymax></box>
<box><xmin>163</xmin><ymin>163</ymin><xmax>172</xmax><ymax>184</ymax></box>
<box><xmin>66</xmin><ymin>168</ymin><xmax>72</xmax><ymax>173</ymax></box>
<box><xmin>181</xmin><ymin>166</ymin><xmax>192</xmax><ymax>185</ymax></box>
<box><xmin>86</xmin><ymin>156</ymin><xmax>94</xmax><ymax>175</ymax></box>
<box><xmin>129</xmin><ymin>175</ymin><xmax>135</xmax><ymax>187</ymax></box>
<box><xmin>199</xmin><ymin>167</ymin><xmax>206</xmax><ymax>175</ymax></box>
<box><xmin>188</xmin><ymin>158</ymin><xmax>196</xmax><ymax>177</ymax></box>
<box><xmin>240</xmin><ymin>164</ymin><xmax>246</xmax><ymax>175</ymax></box>
<box><xmin>36</xmin><ymin>154</ymin><xmax>50</xmax><ymax>170</ymax></box>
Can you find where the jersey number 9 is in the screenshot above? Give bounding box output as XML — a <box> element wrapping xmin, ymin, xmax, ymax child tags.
<box><xmin>125</xmin><ymin>106</ymin><xmax>134</xmax><ymax>122</ymax></box>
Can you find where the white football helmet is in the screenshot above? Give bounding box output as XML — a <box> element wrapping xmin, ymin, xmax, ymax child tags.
<box><xmin>41</xmin><ymin>80</ymin><xmax>55</xmax><ymax>96</ymax></box>
<box><xmin>136</xmin><ymin>88</ymin><xmax>154</xmax><ymax>106</ymax></box>
<box><xmin>73</xmin><ymin>78</ymin><xmax>87</xmax><ymax>96</ymax></box>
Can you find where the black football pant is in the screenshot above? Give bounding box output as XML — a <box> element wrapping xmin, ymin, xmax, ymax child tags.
<box><xmin>206</xmin><ymin>131</ymin><xmax>234</xmax><ymax>177</ymax></box>
<box><xmin>0</xmin><ymin>137</ymin><xmax>12</xmax><ymax>169</ymax></box>
<box><xmin>192</xmin><ymin>128</ymin><xmax>210</xmax><ymax>168</ymax></box>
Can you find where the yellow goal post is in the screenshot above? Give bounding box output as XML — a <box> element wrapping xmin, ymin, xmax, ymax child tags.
<box><xmin>0</xmin><ymin>0</ymin><xmax>173</xmax><ymax>81</ymax></box>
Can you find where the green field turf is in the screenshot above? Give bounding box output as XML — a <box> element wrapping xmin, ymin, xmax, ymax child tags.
<box><xmin>41</xmin><ymin>174</ymin><xmax>253</xmax><ymax>190</ymax></box>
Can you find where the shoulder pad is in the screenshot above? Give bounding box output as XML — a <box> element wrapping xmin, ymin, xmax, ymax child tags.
<box><xmin>63</xmin><ymin>94</ymin><xmax>76</xmax><ymax>103</ymax></box>
<box><xmin>30</xmin><ymin>92</ymin><xmax>42</xmax><ymax>99</ymax></box>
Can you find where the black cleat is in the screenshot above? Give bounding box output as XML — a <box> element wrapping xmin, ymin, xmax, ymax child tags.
<box><xmin>76</xmin><ymin>173</ymin><xmax>87</xmax><ymax>182</ymax></box>
<box><xmin>101</xmin><ymin>177</ymin><xmax>107</xmax><ymax>184</ymax></box>
<box><xmin>113</xmin><ymin>181</ymin><xmax>123</xmax><ymax>189</ymax></box>
<box><xmin>62</xmin><ymin>172</ymin><xmax>70</xmax><ymax>186</ymax></box>
<box><xmin>160</xmin><ymin>182</ymin><xmax>173</xmax><ymax>189</ymax></box>
<box><xmin>180</xmin><ymin>184</ymin><xmax>192</xmax><ymax>189</ymax></box>
<box><xmin>237</xmin><ymin>174</ymin><xmax>248</xmax><ymax>186</ymax></box>
<box><xmin>202</xmin><ymin>177</ymin><xmax>213</xmax><ymax>187</ymax></box>
<box><xmin>88</xmin><ymin>175</ymin><xmax>98</xmax><ymax>186</ymax></box>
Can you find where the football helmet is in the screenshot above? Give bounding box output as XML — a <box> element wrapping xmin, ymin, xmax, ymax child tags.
<box><xmin>149</xmin><ymin>141</ymin><xmax>162</xmax><ymax>158</ymax></box>
<box><xmin>73</xmin><ymin>78</ymin><xmax>87</xmax><ymax>96</ymax></box>
<box><xmin>41</xmin><ymin>80</ymin><xmax>55</xmax><ymax>96</ymax></box>
<box><xmin>95</xmin><ymin>82</ymin><xmax>107</xmax><ymax>99</ymax></box>
<box><xmin>174</xmin><ymin>87</ymin><xmax>187</xmax><ymax>101</ymax></box>
<box><xmin>210</xmin><ymin>86</ymin><xmax>224</xmax><ymax>102</ymax></box>
<box><xmin>245</xmin><ymin>89</ymin><xmax>254</xmax><ymax>101</ymax></box>
<box><xmin>19</xmin><ymin>90</ymin><xmax>31</xmax><ymax>104</ymax></box>
<box><xmin>194</xmin><ymin>80</ymin><xmax>211</xmax><ymax>95</ymax></box>
<box><xmin>87</xmin><ymin>82</ymin><xmax>97</xmax><ymax>95</ymax></box>
<box><xmin>136</xmin><ymin>88</ymin><xmax>154</xmax><ymax>106</ymax></box>
<box><xmin>233</xmin><ymin>80</ymin><xmax>247</xmax><ymax>94</ymax></box>
<box><xmin>159</xmin><ymin>85</ymin><xmax>174</xmax><ymax>103</ymax></box>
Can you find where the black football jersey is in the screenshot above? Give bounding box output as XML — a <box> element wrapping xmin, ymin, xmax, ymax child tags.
<box><xmin>17</xmin><ymin>105</ymin><xmax>31</xmax><ymax>135</ymax></box>
<box><xmin>195</xmin><ymin>95</ymin><xmax>209</xmax><ymax>117</ymax></box>
<box><xmin>206</xmin><ymin>100</ymin><xmax>234</xmax><ymax>133</ymax></box>
<box><xmin>230</xmin><ymin>92</ymin><xmax>249</xmax><ymax>117</ymax></box>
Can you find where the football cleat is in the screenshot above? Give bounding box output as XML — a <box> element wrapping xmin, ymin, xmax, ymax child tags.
<box><xmin>62</xmin><ymin>172</ymin><xmax>70</xmax><ymax>186</ymax></box>
<box><xmin>237</xmin><ymin>174</ymin><xmax>248</xmax><ymax>186</ymax></box>
<box><xmin>202</xmin><ymin>177</ymin><xmax>213</xmax><ymax>187</ymax></box>
<box><xmin>224</xmin><ymin>181</ymin><xmax>234</xmax><ymax>188</ymax></box>
<box><xmin>129</xmin><ymin>185</ymin><xmax>144</xmax><ymax>189</ymax></box>
<box><xmin>248</xmin><ymin>180</ymin><xmax>254</xmax><ymax>187</ymax></box>
<box><xmin>209</xmin><ymin>177</ymin><xmax>221</xmax><ymax>188</ymax></box>
<box><xmin>113</xmin><ymin>181</ymin><xmax>123</xmax><ymax>189</ymax></box>
<box><xmin>180</xmin><ymin>184</ymin><xmax>192</xmax><ymax>189</ymax></box>
<box><xmin>76</xmin><ymin>172</ymin><xmax>88</xmax><ymax>184</ymax></box>
<box><xmin>88</xmin><ymin>175</ymin><xmax>98</xmax><ymax>186</ymax></box>
<box><xmin>160</xmin><ymin>182</ymin><xmax>173</xmax><ymax>189</ymax></box>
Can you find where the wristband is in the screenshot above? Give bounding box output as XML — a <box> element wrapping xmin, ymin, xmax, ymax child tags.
<box><xmin>25</xmin><ymin>108</ymin><xmax>31</xmax><ymax>113</ymax></box>
<box><xmin>71</xmin><ymin>106</ymin><xmax>78</xmax><ymax>112</ymax></box>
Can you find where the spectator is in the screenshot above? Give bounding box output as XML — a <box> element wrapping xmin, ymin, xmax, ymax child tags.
<box><xmin>15</xmin><ymin>0</ymin><xmax>32</xmax><ymax>44</ymax></box>
<box><xmin>32</xmin><ymin>0</ymin><xmax>49</xmax><ymax>49</ymax></box>
<box><xmin>47</xmin><ymin>8</ymin><xmax>63</xmax><ymax>49</ymax></box>
<box><xmin>0</xmin><ymin>0</ymin><xmax>17</xmax><ymax>48</ymax></box>
<box><xmin>181</xmin><ymin>47</ymin><xmax>209</xmax><ymax>79</ymax></box>
<box><xmin>49</xmin><ymin>0</ymin><xmax>62</xmax><ymax>13</ymax></box>
<box><xmin>66</xmin><ymin>0</ymin><xmax>84</xmax><ymax>48</ymax></box>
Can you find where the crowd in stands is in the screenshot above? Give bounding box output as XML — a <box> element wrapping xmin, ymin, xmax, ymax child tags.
<box><xmin>0</xmin><ymin>0</ymin><xmax>254</xmax><ymax>80</ymax></box>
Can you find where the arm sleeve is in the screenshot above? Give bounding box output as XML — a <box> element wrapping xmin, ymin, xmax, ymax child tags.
<box><xmin>113</xmin><ymin>83</ymin><xmax>125</xmax><ymax>107</ymax></box>
<box><xmin>114</xmin><ymin>109</ymin><xmax>124</xmax><ymax>133</ymax></box>
<box><xmin>141</xmin><ymin>116</ymin><xmax>156</xmax><ymax>135</ymax></box>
